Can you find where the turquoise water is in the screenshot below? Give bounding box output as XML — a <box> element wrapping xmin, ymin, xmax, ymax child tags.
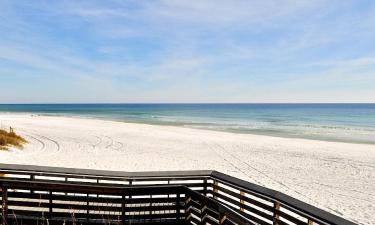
<box><xmin>0</xmin><ymin>104</ymin><xmax>375</xmax><ymax>144</ymax></box>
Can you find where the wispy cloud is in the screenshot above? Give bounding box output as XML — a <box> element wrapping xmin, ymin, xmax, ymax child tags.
<box><xmin>311</xmin><ymin>57</ymin><xmax>375</xmax><ymax>67</ymax></box>
<box><xmin>0</xmin><ymin>0</ymin><xmax>374</xmax><ymax>103</ymax></box>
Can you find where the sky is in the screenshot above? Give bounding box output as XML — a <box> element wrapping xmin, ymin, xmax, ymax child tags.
<box><xmin>0</xmin><ymin>0</ymin><xmax>375</xmax><ymax>103</ymax></box>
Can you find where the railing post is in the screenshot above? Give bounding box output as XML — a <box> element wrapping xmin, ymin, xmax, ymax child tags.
<box><xmin>240</xmin><ymin>190</ymin><xmax>245</xmax><ymax>212</ymax></box>
<box><xmin>219</xmin><ymin>212</ymin><xmax>227</xmax><ymax>225</ymax></box>
<box><xmin>121</xmin><ymin>192</ymin><xmax>125</xmax><ymax>225</ymax></box>
<box><xmin>200</xmin><ymin>204</ymin><xmax>207</xmax><ymax>225</ymax></box>
<box><xmin>176</xmin><ymin>193</ymin><xmax>181</xmax><ymax>222</ymax></box>
<box><xmin>49</xmin><ymin>190</ymin><xmax>53</xmax><ymax>219</ymax></box>
<box><xmin>185</xmin><ymin>195</ymin><xmax>192</xmax><ymax>224</ymax></box>
<box><xmin>129</xmin><ymin>179</ymin><xmax>133</xmax><ymax>199</ymax></box>
<box><xmin>149</xmin><ymin>194</ymin><xmax>153</xmax><ymax>221</ymax></box>
<box><xmin>30</xmin><ymin>175</ymin><xmax>35</xmax><ymax>194</ymax></box>
<box><xmin>65</xmin><ymin>177</ymin><xmax>68</xmax><ymax>196</ymax></box>
<box><xmin>203</xmin><ymin>178</ymin><xmax>207</xmax><ymax>196</ymax></box>
<box><xmin>1</xmin><ymin>187</ymin><xmax>7</xmax><ymax>225</ymax></box>
<box><xmin>213</xmin><ymin>180</ymin><xmax>218</xmax><ymax>199</ymax></box>
<box><xmin>86</xmin><ymin>193</ymin><xmax>89</xmax><ymax>223</ymax></box>
<box><xmin>273</xmin><ymin>201</ymin><xmax>280</xmax><ymax>225</ymax></box>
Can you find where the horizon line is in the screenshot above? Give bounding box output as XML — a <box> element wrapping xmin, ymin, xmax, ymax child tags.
<box><xmin>0</xmin><ymin>102</ymin><xmax>375</xmax><ymax>105</ymax></box>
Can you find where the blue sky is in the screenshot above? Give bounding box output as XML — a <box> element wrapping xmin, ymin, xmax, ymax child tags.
<box><xmin>0</xmin><ymin>0</ymin><xmax>375</xmax><ymax>103</ymax></box>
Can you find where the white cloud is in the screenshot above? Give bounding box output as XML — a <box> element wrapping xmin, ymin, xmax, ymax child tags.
<box><xmin>311</xmin><ymin>57</ymin><xmax>375</xmax><ymax>67</ymax></box>
<box><xmin>1</xmin><ymin>0</ymin><xmax>374</xmax><ymax>102</ymax></box>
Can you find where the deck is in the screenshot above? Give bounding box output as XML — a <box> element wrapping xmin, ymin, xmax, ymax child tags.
<box><xmin>0</xmin><ymin>163</ymin><xmax>356</xmax><ymax>225</ymax></box>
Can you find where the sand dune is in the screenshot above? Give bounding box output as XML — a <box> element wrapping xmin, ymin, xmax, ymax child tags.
<box><xmin>0</xmin><ymin>113</ymin><xmax>374</xmax><ymax>225</ymax></box>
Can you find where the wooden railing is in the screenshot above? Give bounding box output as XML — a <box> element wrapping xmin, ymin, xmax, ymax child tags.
<box><xmin>0</xmin><ymin>163</ymin><xmax>357</xmax><ymax>225</ymax></box>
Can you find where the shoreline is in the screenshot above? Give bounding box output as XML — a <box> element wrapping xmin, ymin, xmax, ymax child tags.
<box><xmin>0</xmin><ymin>113</ymin><xmax>374</xmax><ymax>225</ymax></box>
<box><xmin>1</xmin><ymin>111</ymin><xmax>374</xmax><ymax>146</ymax></box>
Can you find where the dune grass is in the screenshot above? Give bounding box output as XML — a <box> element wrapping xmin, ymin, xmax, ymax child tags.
<box><xmin>0</xmin><ymin>128</ymin><xmax>27</xmax><ymax>150</ymax></box>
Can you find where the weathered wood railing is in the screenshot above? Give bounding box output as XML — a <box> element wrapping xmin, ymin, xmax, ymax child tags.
<box><xmin>0</xmin><ymin>164</ymin><xmax>357</xmax><ymax>225</ymax></box>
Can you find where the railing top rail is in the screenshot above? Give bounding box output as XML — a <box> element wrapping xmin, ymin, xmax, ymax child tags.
<box><xmin>0</xmin><ymin>163</ymin><xmax>213</xmax><ymax>178</ymax></box>
<box><xmin>0</xmin><ymin>178</ymin><xmax>185</xmax><ymax>194</ymax></box>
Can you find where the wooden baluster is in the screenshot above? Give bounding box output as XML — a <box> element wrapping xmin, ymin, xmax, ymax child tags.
<box><xmin>176</xmin><ymin>194</ymin><xmax>181</xmax><ymax>222</ymax></box>
<box><xmin>49</xmin><ymin>190</ymin><xmax>53</xmax><ymax>219</ymax></box>
<box><xmin>203</xmin><ymin>178</ymin><xmax>208</xmax><ymax>196</ymax></box>
<box><xmin>30</xmin><ymin>175</ymin><xmax>35</xmax><ymax>194</ymax></box>
<box><xmin>129</xmin><ymin>179</ymin><xmax>133</xmax><ymax>199</ymax></box>
<box><xmin>240</xmin><ymin>190</ymin><xmax>245</xmax><ymax>212</ymax></box>
<box><xmin>200</xmin><ymin>204</ymin><xmax>207</xmax><ymax>224</ymax></box>
<box><xmin>219</xmin><ymin>213</ymin><xmax>227</xmax><ymax>225</ymax></box>
<box><xmin>185</xmin><ymin>196</ymin><xmax>192</xmax><ymax>223</ymax></box>
<box><xmin>213</xmin><ymin>181</ymin><xmax>219</xmax><ymax>199</ymax></box>
<box><xmin>86</xmin><ymin>193</ymin><xmax>89</xmax><ymax>223</ymax></box>
<box><xmin>128</xmin><ymin>181</ymin><xmax>133</xmax><ymax>224</ymax></box>
<box><xmin>121</xmin><ymin>193</ymin><xmax>125</xmax><ymax>225</ymax></box>
<box><xmin>273</xmin><ymin>201</ymin><xmax>280</xmax><ymax>225</ymax></box>
<box><xmin>2</xmin><ymin>187</ymin><xmax>7</xmax><ymax>225</ymax></box>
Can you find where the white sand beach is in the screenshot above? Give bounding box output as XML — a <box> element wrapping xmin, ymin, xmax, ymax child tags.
<box><xmin>0</xmin><ymin>113</ymin><xmax>374</xmax><ymax>225</ymax></box>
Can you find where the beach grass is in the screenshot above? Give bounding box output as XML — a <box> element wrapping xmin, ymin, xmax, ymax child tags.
<box><xmin>0</xmin><ymin>128</ymin><xmax>27</xmax><ymax>150</ymax></box>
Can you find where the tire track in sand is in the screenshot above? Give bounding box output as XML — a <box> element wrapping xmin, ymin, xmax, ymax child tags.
<box><xmin>37</xmin><ymin>134</ymin><xmax>61</xmax><ymax>152</ymax></box>
<box><xmin>91</xmin><ymin>135</ymin><xmax>102</xmax><ymax>149</ymax></box>
<box><xmin>112</xmin><ymin>141</ymin><xmax>124</xmax><ymax>151</ymax></box>
<box><xmin>14</xmin><ymin>129</ymin><xmax>60</xmax><ymax>157</ymax></box>
<box><xmin>23</xmin><ymin>134</ymin><xmax>46</xmax><ymax>152</ymax></box>
<box><xmin>104</xmin><ymin>136</ymin><xmax>114</xmax><ymax>149</ymax></box>
<box><xmin>203</xmin><ymin>140</ymin><xmax>266</xmax><ymax>186</ymax></box>
<box><xmin>14</xmin><ymin>128</ymin><xmax>46</xmax><ymax>153</ymax></box>
<box><xmin>18</xmin><ymin>128</ymin><xmax>61</xmax><ymax>153</ymax></box>
<box><xmin>207</xmin><ymin>140</ymin><xmax>341</xmax><ymax>216</ymax></box>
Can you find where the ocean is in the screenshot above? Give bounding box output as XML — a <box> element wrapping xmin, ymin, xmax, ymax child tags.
<box><xmin>0</xmin><ymin>104</ymin><xmax>374</xmax><ymax>144</ymax></box>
